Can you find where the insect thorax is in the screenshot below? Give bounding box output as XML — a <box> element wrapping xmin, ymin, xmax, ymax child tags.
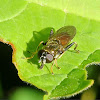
<box><xmin>43</xmin><ymin>39</ymin><xmax>64</xmax><ymax>59</ymax></box>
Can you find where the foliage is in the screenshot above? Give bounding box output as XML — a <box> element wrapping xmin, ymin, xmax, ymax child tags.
<box><xmin>0</xmin><ymin>0</ymin><xmax>100</xmax><ymax>100</ymax></box>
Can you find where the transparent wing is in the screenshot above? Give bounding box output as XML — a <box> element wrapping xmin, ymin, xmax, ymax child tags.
<box><xmin>49</xmin><ymin>26</ymin><xmax>76</xmax><ymax>47</ymax></box>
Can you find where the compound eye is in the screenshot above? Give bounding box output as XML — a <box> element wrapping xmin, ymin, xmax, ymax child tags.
<box><xmin>38</xmin><ymin>50</ymin><xmax>44</xmax><ymax>57</ymax></box>
<box><xmin>46</xmin><ymin>54</ymin><xmax>53</xmax><ymax>63</ymax></box>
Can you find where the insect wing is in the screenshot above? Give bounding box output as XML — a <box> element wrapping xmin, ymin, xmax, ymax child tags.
<box><xmin>51</xmin><ymin>26</ymin><xmax>76</xmax><ymax>47</ymax></box>
<box><xmin>56</xmin><ymin>26</ymin><xmax>76</xmax><ymax>37</ymax></box>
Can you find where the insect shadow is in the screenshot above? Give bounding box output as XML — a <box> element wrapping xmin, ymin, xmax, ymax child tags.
<box><xmin>23</xmin><ymin>27</ymin><xmax>55</xmax><ymax>69</ymax></box>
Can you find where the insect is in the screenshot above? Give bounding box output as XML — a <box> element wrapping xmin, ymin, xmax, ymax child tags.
<box><xmin>25</xmin><ymin>26</ymin><xmax>79</xmax><ymax>74</ymax></box>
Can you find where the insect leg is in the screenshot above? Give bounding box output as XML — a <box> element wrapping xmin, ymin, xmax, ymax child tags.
<box><xmin>36</xmin><ymin>41</ymin><xmax>44</xmax><ymax>50</ymax></box>
<box><xmin>73</xmin><ymin>42</ymin><xmax>80</xmax><ymax>53</ymax></box>
<box><xmin>64</xmin><ymin>42</ymin><xmax>79</xmax><ymax>53</ymax></box>
<box><xmin>51</xmin><ymin>61</ymin><xmax>55</xmax><ymax>75</ymax></box>
<box><xmin>23</xmin><ymin>41</ymin><xmax>44</xmax><ymax>59</ymax></box>
<box><xmin>73</xmin><ymin>42</ymin><xmax>78</xmax><ymax>50</ymax></box>
<box><xmin>64</xmin><ymin>42</ymin><xmax>75</xmax><ymax>51</ymax></box>
<box><xmin>40</xmin><ymin>62</ymin><xmax>44</xmax><ymax>69</ymax></box>
<box><xmin>50</xmin><ymin>29</ymin><xmax>54</xmax><ymax>37</ymax></box>
<box><xmin>54</xmin><ymin>59</ymin><xmax>61</xmax><ymax>69</ymax></box>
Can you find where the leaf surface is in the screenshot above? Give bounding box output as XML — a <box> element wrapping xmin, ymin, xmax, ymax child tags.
<box><xmin>0</xmin><ymin>0</ymin><xmax>100</xmax><ymax>100</ymax></box>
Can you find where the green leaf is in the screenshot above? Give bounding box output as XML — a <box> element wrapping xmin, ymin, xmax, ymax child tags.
<box><xmin>0</xmin><ymin>0</ymin><xmax>100</xmax><ymax>100</ymax></box>
<box><xmin>0</xmin><ymin>0</ymin><xmax>27</xmax><ymax>22</ymax></box>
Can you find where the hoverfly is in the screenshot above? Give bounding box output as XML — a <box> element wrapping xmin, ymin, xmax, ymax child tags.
<box><xmin>25</xmin><ymin>26</ymin><xmax>79</xmax><ymax>74</ymax></box>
